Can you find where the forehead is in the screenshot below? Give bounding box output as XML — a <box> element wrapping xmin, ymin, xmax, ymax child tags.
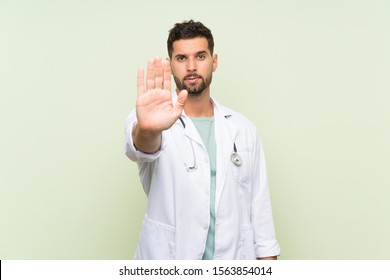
<box><xmin>172</xmin><ymin>37</ymin><xmax>210</xmax><ymax>55</ymax></box>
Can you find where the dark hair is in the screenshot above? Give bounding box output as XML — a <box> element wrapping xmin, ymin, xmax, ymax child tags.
<box><xmin>167</xmin><ymin>20</ymin><xmax>214</xmax><ymax>58</ymax></box>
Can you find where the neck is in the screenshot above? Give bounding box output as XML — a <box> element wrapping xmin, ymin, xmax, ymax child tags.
<box><xmin>179</xmin><ymin>89</ymin><xmax>214</xmax><ymax>117</ymax></box>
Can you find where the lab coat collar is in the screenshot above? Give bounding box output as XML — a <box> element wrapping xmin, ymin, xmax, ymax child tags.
<box><xmin>174</xmin><ymin>96</ymin><xmax>238</xmax><ymax>145</ymax></box>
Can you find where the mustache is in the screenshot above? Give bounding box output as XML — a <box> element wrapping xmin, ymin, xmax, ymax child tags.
<box><xmin>184</xmin><ymin>73</ymin><xmax>202</xmax><ymax>80</ymax></box>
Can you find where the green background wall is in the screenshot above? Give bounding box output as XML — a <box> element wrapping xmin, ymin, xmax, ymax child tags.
<box><xmin>1</xmin><ymin>0</ymin><xmax>389</xmax><ymax>259</ymax></box>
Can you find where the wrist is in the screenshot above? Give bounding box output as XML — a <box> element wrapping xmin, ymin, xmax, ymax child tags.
<box><xmin>132</xmin><ymin>123</ymin><xmax>162</xmax><ymax>154</ymax></box>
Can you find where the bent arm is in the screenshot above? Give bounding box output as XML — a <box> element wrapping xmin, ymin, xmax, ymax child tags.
<box><xmin>251</xmin><ymin>133</ymin><xmax>281</xmax><ymax>259</ymax></box>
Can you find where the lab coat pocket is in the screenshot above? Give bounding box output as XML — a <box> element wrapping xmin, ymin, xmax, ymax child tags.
<box><xmin>239</xmin><ymin>225</ymin><xmax>256</xmax><ymax>260</ymax></box>
<box><xmin>135</xmin><ymin>215</ymin><xmax>176</xmax><ymax>260</ymax></box>
<box><xmin>232</xmin><ymin>148</ymin><xmax>252</xmax><ymax>184</ymax></box>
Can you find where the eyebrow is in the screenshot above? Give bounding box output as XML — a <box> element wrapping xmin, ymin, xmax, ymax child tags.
<box><xmin>174</xmin><ymin>50</ymin><xmax>209</xmax><ymax>59</ymax></box>
<box><xmin>196</xmin><ymin>51</ymin><xmax>208</xmax><ymax>56</ymax></box>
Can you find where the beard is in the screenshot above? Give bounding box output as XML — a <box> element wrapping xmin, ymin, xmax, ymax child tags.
<box><xmin>173</xmin><ymin>72</ymin><xmax>213</xmax><ymax>95</ymax></box>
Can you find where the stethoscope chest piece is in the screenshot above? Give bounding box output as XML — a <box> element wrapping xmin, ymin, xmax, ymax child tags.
<box><xmin>231</xmin><ymin>153</ymin><xmax>242</xmax><ymax>166</ymax></box>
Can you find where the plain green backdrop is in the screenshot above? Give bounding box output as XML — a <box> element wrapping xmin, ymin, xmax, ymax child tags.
<box><xmin>1</xmin><ymin>0</ymin><xmax>389</xmax><ymax>259</ymax></box>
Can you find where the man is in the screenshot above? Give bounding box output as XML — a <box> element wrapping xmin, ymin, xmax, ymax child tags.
<box><xmin>125</xmin><ymin>20</ymin><xmax>280</xmax><ymax>260</ymax></box>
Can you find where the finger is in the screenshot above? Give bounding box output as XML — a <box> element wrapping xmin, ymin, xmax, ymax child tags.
<box><xmin>174</xmin><ymin>89</ymin><xmax>188</xmax><ymax>115</ymax></box>
<box><xmin>163</xmin><ymin>59</ymin><xmax>171</xmax><ymax>91</ymax></box>
<box><xmin>154</xmin><ymin>57</ymin><xmax>163</xmax><ymax>89</ymax></box>
<box><xmin>137</xmin><ymin>68</ymin><xmax>145</xmax><ymax>96</ymax></box>
<box><xmin>146</xmin><ymin>58</ymin><xmax>155</xmax><ymax>90</ymax></box>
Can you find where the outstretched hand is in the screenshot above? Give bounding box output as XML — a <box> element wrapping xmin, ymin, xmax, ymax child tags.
<box><xmin>136</xmin><ymin>57</ymin><xmax>188</xmax><ymax>133</ymax></box>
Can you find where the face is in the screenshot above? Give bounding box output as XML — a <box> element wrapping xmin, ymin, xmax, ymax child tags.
<box><xmin>170</xmin><ymin>37</ymin><xmax>218</xmax><ymax>95</ymax></box>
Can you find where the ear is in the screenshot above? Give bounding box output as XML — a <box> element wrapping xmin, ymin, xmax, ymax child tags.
<box><xmin>212</xmin><ymin>54</ymin><xmax>218</xmax><ymax>72</ymax></box>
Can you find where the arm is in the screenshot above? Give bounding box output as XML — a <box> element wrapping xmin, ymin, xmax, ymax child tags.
<box><xmin>251</xmin><ymin>133</ymin><xmax>281</xmax><ymax>259</ymax></box>
<box><xmin>133</xmin><ymin>57</ymin><xmax>188</xmax><ymax>153</ymax></box>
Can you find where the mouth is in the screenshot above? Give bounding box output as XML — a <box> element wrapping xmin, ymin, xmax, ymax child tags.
<box><xmin>185</xmin><ymin>75</ymin><xmax>200</xmax><ymax>83</ymax></box>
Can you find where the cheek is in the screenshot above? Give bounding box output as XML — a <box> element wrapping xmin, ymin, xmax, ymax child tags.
<box><xmin>171</xmin><ymin>65</ymin><xmax>184</xmax><ymax>78</ymax></box>
<box><xmin>201</xmin><ymin>65</ymin><xmax>214</xmax><ymax>77</ymax></box>
<box><xmin>202</xmin><ymin>61</ymin><xmax>215</xmax><ymax>73</ymax></box>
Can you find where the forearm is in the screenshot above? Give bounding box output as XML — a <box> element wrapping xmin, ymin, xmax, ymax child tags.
<box><xmin>132</xmin><ymin>123</ymin><xmax>162</xmax><ymax>154</ymax></box>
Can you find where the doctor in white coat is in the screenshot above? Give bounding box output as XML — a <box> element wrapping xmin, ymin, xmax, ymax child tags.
<box><xmin>125</xmin><ymin>20</ymin><xmax>280</xmax><ymax>260</ymax></box>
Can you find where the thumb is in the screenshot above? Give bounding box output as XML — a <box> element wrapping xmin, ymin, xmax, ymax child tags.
<box><xmin>174</xmin><ymin>89</ymin><xmax>188</xmax><ymax>113</ymax></box>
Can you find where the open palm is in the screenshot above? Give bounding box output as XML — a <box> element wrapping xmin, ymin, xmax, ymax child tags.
<box><xmin>136</xmin><ymin>57</ymin><xmax>188</xmax><ymax>133</ymax></box>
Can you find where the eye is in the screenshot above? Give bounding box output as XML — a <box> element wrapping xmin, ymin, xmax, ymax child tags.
<box><xmin>176</xmin><ymin>56</ymin><xmax>186</xmax><ymax>62</ymax></box>
<box><xmin>197</xmin><ymin>54</ymin><xmax>206</xmax><ymax>60</ymax></box>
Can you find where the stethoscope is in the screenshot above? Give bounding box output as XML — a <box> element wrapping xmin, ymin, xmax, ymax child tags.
<box><xmin>178</xmin><ymin>116</ymin><xmax>242</xmax><ymax>171</ymax></box>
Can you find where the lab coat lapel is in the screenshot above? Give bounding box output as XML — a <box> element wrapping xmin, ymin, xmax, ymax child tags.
<box><xmin>213</xmin><ymin>100</ymin><xmax>238</xmax><ymax>213</ymax></box>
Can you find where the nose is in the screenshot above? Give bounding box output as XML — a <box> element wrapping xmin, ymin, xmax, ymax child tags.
<box><xmin>187</xmin><ymin>57</ymin><xmax>197</xmax><ymax>72</ymax></box>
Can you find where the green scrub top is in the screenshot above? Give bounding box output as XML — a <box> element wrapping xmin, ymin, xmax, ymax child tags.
<box><xmin>189</xmin><ymin>116</ymin><xmax>217</xmax><ymax>260</ymax></box>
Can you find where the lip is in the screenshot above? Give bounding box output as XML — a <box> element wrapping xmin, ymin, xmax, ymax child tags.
<box><xmin>185</xmin><ymin>75</ymin><xmax>200</xmax><ymax>82</ymax></box>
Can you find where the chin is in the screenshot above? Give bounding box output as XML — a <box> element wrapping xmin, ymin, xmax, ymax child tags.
<box><xmin>187</xmin><ymin>91</ymin><xmax>203</xmax><ymax>95</ymax></box>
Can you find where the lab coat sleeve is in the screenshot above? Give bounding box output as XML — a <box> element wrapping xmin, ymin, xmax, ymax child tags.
<box><xmin>124</xmin><ymin>110</ymin><xmax>166</xmax><ymax>163</ymax></box>
<box><xmin>251</xmin><ymin>133</ymin><xmax>281</xmax><ymax>258</ymax></box>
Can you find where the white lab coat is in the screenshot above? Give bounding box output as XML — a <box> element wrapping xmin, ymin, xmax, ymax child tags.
<box><xmin>125</xmin><ymin>98</ymin><xmax>280</xmax><ymax>259</ymax></box>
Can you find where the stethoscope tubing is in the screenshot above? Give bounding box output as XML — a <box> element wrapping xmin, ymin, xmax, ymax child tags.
<box><xmin>178</xmin><ymin>117</ymin><xmax>242</xmax><ymax>169</ymax></box>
